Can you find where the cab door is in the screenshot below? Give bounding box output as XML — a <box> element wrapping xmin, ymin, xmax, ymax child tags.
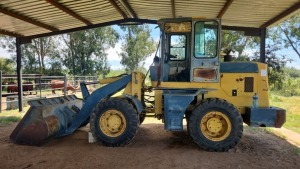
<box><xmin>190</xmin><ymin>20</ymin><xmax>221</xmax><ymax>83</ymax></box>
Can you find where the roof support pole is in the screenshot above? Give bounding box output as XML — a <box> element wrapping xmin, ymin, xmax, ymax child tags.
<box><xmin>16</xmin><ymin>37</ymin><xmax>23</xmax><ymax>112</ymax></box>
<box><xmin>260</xmin><ymin>28</ymin><xmax>266</xmax><ymax>63</ymax></box>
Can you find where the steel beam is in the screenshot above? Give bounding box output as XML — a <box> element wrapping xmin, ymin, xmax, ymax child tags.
<box><xmin>46</xmin><ymin>0</ymin><xmax>92</xmax><ymax>25</ymax></box>
<box><xmin>260</xmin><ymin>2</ymin><xmax>300</xmax><ymax>28</ymax></box>
<box><xmin>0</xmin><ymin>6</ymin><xmax>58</xmax><ymax>32</ymax></box>
<box><xmin>217</xmin><ymin>0</ymin><xmax>234</xmax><ymax>18</ymax></box>
<box><xmin>260</xmin><ymin>28</ymin><xmax>266</xmax><ymax>63</ymax></box>
<box><xmin>119</xmin><ymin>0</ymin><xmax>137</xmax><ymax>18</ymax></box>
<box><xmin>0</xmin><ymin>29</ymin><xmax>23</xmax><ymax>37</ymax></box>
<box><xmin>222</xmin><ymin>25</ymin><xmax>261</xmax><ymax>36</ymax></box>
<box><xmin>171</xmin><ymin>0</ymin><xmax>176</xmax><ymax>18</ymax></box>
<box><xmin>16</xmin><ymin>37</ymin><xmax>23</xmax><ymax>112</ymax></box>
<box><xmin>107</xmin><ymin>0</ymin><xmax>128</xmax><ymax>18</ymax></box>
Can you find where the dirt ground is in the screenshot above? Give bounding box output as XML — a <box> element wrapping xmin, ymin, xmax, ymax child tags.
<box><xmin>0</xmin><ymin>119</ymin><xmax>299</xmax><ymax>169</ymax></box>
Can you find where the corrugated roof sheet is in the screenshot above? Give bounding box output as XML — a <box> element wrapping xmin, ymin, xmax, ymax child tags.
<box><xmin>0</xmin><ymin>0</ymin><xmax>299</xmax><ymax>37</ymax></box>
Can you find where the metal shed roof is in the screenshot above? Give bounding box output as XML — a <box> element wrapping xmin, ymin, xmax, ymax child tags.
<box><xmin>0</xmin><ymin>0</ymin><xmax>299</xmax><ymax>38</ymax></box>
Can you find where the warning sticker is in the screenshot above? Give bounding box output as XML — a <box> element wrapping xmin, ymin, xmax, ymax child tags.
<box><xmin>261</xmin><ymin>69</ymin><xmax>267</xmax><ymax>76</ymax></box>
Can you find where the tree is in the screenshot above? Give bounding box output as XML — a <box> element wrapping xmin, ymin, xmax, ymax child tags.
<box><xmin>0</xmin><ymin>57</ymin><xmax>15</xmax><ymax>74</ymax></box>
<box><xmin>273</xmin><ymin>13</ymin><xmax>300</xmax><ymax>58</ymax></box>
<box><xmin>119</xmin><ymin>25</ymin><xmax>156</xmax><ymax>72</ymax></box>
<box><xmin>0</xmin><ymin>36</ymin><xmax>60</xmax><ymax>74</ymax></box>
<box><xmin>281</xmin><ymin>67</ymin><xmax>300</xmax><ymax>96</ymax></box>
<box><xmin>252</xmin><ymin>43</ymin><xmax>287</xmax><ymax>90</ymax></box>
<box><xmin>31</xmin><ymin>37</ymin><xmax>59</xmax><ymax>73</ymax></box>
<box><xmin>60</xmin><ymin>27</ymin><xmax>118</xmax><ymax>77</ymax></box>
<box><xmin>44</xmin><ymin>51</ymin><xmax>65</xmax><ymax>76</ymax></box>
<box><xmin>221</xmin><ymin>30</ymin><xmax>259</xmax><ymax>58</ymax></box>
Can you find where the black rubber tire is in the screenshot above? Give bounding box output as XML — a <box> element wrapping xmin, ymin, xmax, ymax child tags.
<box><xmin>139</xmin><ymin>113</ymin><xmax>146</xmax><ymax>124</ymax></box>
<box><xmin>185</xmin><ymin>112</ymin><xmax>191</xmax><ymax>135</ymax></box>
<box><xmin>188</xmin><ymin>98</ymin><xmax>243</xmax><ymax>152</ymax></box>
<box><xmin>90</xmin><ymin>98</ymin><xmax>139</xmax><ymax>147</ymax></box>
<box><xmin>122</xmin><ymin>98</ymin><xmax>145</xmax><ymax>125</ymax></box>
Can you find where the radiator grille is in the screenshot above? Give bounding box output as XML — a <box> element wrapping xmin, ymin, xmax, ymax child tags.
<box><xmin>244</xmin><ymin>77</ymin><xmax>254</xmax><ymax>92</ymax></box>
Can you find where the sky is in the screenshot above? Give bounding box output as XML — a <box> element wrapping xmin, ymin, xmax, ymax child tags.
<box><xmin>277</xmin><ymin>49</ymin><xmax>299</xmax><ymax>68</ymax></box>
<box><xmin>0</xmin><ymin>24</ymin><xmax>299</xmax><ymax>70</ymax></box>
<box><xmin>0</xmin><ymin>48</ymin><xmax>9</xmax><ymax>57</ymax></box>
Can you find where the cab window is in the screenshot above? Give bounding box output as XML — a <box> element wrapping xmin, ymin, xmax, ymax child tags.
<box><xmin>170</xmin><ymin>35</ymin><xmax>186</xmax><ymax>60</ymax></box>
<box><xmin>194</xmin><ymin>21</ymin><xmax>218</xmax><ymax>58</ymax></box>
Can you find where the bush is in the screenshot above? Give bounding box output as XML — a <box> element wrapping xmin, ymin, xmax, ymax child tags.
<box><xmin>274</xmin><ymin>78</ymin><xmax>300</xmax><ymax>96</ymax></box>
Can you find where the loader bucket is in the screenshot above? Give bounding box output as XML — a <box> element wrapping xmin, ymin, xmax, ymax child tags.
<box><xmin>10</xmin><ymin>95</ymin><xmax>82</xmax><ymax>146</ymax></box>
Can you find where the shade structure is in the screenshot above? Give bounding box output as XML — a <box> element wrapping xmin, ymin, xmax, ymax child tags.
<box><xmin>0</xmin><ymin>0</ymin><xmax>298</xmax><ymax>38</ymax></box>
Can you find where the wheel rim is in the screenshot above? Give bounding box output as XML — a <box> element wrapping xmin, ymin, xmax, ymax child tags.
<box><xmin>200</xmin><ymin>111</ymin><xmax>231</xmax><ymax>141</ymax></box>
<box><xmin>99</xmin><ymin>109</ymin><xmax>126</xmax><ymax>137</ymax></box>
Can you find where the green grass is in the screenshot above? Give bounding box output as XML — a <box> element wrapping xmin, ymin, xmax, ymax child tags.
<box><xmin>270</xmin><ymin>93</ymin><xmax>300</xmax><ymax>133</ymax></box>
<box><xmin>292</xmin><ymin>148</ymin><xmax>300</xmax><ymax>156</ymax></box>
<box><xmin>264</xmin><ymin>127</ymin><xmax>288</xmax><ymax>139</ymax></box>
<box><xmin>0</xmin><ymin>105</ymin><xmax>28</xmax><ymax>125</ymax></box>
<box><xmin>0</xmin><ymin>116</ymin><xmax>22</xmax><ymax>125</ymax></box>
<box><xmin>0</xmin><ymin>109</ymin><xmax>26</xmax><ymax>125</ymax></box>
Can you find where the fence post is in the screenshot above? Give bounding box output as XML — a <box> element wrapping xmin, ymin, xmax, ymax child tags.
<box><xmin>39</xmin><ymin>76</ymin><xmax>42</xmax><ymax>98</ymax></box>
<box><xmin>20</xmin><ymin>67</ymin><xmax>23</xmax><ymax>112</ymax></box>
<box><xmin>0</xmin><ymin>71</ymin><xmax>2</xmax><ymax>113</ymax></box>
<box><xmin>64</xmin><ymin>74</ymin><xmax>67</xmax><ymax>96</ymax></box>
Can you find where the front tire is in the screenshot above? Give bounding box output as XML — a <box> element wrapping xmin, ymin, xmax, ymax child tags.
<box><xmin>188</xmin><ymin>98</ymin><xmax>243</xmax><ymax>151</ymax></box>
<box><xmin>139</xmin><ymin>113</ymin><xmax>146</xmax><ymax>124</ymax></box>
<box><xmin>90</xmin><ymin>98</ymin><xmax>139</xmax><ymax>147</ymax></box>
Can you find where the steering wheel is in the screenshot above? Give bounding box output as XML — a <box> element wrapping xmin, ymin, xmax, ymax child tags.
<box><xmin>164</xmin><ymin>53</ymin><xmax>177</xmax><ymax>63</ymax></box>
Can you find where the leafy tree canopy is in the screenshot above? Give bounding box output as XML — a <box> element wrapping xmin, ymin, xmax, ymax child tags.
<box><xmin>221</xmin><ymin>30</ymin><xmax>259</xmax><ymax>58</ymax></box>
<box><xmin>0</xmin><ymin>36</ymin><xmax>60</xmax><ymax>74</ymax></box>
<box><xmin>60</xmin><ymin>27</ymin><xmax>119</xmax><ymax>77</ymax></box>
<box><xmin>271</xmin><ymin>13</ymin><xmax>300</xmax><ymax>58</ymax></box>
<box><xmin>0</xmin><ymin>57</ymin><xmax>15</xmax><ymax>74</ymax></box>
<box><xmin>119</xmin><ymin>25</ymin><xmax>156</xmax><ymax>72</ymax></box>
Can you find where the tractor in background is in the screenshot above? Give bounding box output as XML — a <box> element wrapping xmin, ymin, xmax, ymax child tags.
<box><xmin>10</xmin><ymin>18</ymin><xmax>285</xmax><ymax>151</ymax></box>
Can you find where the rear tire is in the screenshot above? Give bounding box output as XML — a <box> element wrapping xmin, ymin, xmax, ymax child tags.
<box><xmin>90</xmin><ymin>98</ymin><xmax>139</xmax><ymax>147</ymax></box>
<box><xmin>188</xmin><ymin>98</ymin><xmax>243</xmax><ymax>151</ymax></box>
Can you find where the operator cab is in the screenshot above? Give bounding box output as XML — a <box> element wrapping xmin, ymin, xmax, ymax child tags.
<box><xmin>150</xmin><ymin>18</ymin><xmax>221</xmax><ymax>84</ymax></box>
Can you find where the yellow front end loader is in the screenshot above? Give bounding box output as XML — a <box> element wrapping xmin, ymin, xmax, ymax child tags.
<box><xmin>11</xmin><ymin>18</ymin><xmax>285</xmax><ymax>151</ymax></box>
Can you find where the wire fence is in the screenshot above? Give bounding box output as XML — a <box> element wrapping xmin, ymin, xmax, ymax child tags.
<box><xmin>0</xmin><ymin>71</ymin><xmax>98</xmax><ymax>112</ymax></box>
